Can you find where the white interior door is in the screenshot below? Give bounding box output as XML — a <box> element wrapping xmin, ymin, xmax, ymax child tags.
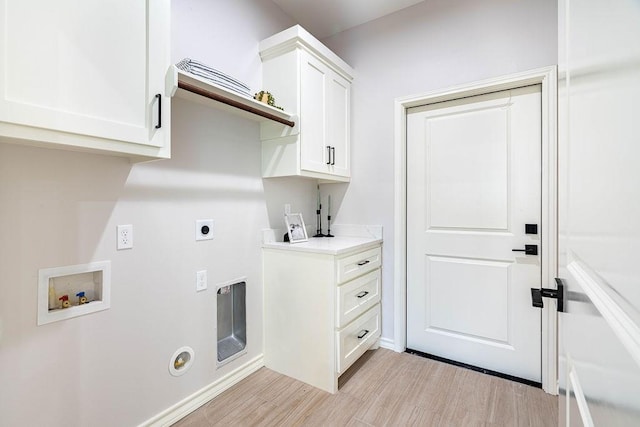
<box><xmin>406</xmin><ymin>85</ymin><xmax>542</xmax><ymax>382</ymax></box>
<box><xmin>558</xmin><ymin>0</ymin><xmax>640</xmax><ymax>425</ymax></box>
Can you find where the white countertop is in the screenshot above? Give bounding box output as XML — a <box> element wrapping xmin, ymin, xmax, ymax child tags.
<box><xmin>263</xmin><ymin>235</ymin><xmax>382</xmax><ymax>255</ymax></box>
<box><xmin>262</xmin><ymin>225</ymin><xmax>383</xmax><ymax>256</ymax></box>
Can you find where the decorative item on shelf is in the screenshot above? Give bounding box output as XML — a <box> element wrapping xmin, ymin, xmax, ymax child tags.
<box><xmin>326</xmin><ymin>195</ymin><xmax>334</xmax><ymax>237</ymax></box>
<box><xmin>59</xmin><ymin>295</ymin><xmax>70</xmax><ymax>309</ymax></box>
<box><xmin>314</xmin><ymin>185</ymin><xmax>324</xmax><ymax>237</ymax></box>
<box><xmin>285</xmin><ymin>213</ymin><xmax>308</xmax><ymax>243</ymax></box>
<box><xmin>76</xmin><ymin>291</ymin><xmax>88</xmax><ymax>305</ymax></box>
<box><xmin>254</xmin><ymin>91</ymin><xmax>284</xmax><ymax>110</ymax></box>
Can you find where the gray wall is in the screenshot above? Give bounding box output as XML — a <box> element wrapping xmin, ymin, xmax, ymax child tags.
<box><xmin>0</xmin><ymin>0</ymin><xmax>558</xmax><ymax>425</ymax></box>
<box><xmin>321</xmin><ymin>0</ymin><xmax>558</xmax><ymax>341</ymax></box>
<box><xmin>0</xmin><ymin>1</ymin><xmax>301</xmax><ymax>426</ymax></box>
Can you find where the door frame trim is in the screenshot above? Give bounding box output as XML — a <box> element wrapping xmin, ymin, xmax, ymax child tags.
<box><xmin>393</xmin><ymin>66</ymin><xmax>558</xmax><ymax>394</ymax></box>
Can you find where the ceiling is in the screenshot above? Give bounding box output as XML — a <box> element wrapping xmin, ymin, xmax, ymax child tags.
<box><xmin>271</xmin><ymin>0</ymin><xmax>425</xmax><ymax>39</ymax></box>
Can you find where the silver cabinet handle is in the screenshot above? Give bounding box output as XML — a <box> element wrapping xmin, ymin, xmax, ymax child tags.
<box><xmin>357</xmin><ymin>260</ymin><xmax>370</xmax><ymax>266</ymax></box>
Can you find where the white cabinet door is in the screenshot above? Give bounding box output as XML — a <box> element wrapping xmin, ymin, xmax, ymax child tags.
<box><xmin>300</xmin><ymin>51</ymin><xmax>328</xmax><ymax>174</ymax></box>
<box><xmin>327</xmin><ymin>72</ymin><xmax>350</xmax><ymax>177</ymax></box>
<box><xmin>0</xmin><ymin>0</ymin><xmax>170</xmax><ymax>157</ymax></box>
<box><xmin>299</xmin><ymin>51</ymin><xmax>351</xmax><ymax>178</ymax></box>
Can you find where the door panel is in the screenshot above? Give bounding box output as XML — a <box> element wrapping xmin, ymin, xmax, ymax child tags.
<box><xmin>558</xmin><ymin>0</ymin><xmax>640</xmax><ymax>424</ymax></box>
<box><xmin>426</xmin><ymin>256</ymin><xmax>510</xmax><ymax>342</ymax></box>
<box><xmin>427</xmin><ymin>107</ymin><xmax>509</xmax><ymax>230</ymax></box>
<box><xmin>407</xmin><ymin>85</ymin><xmax>542</xmax><ymax>382</ymax></box>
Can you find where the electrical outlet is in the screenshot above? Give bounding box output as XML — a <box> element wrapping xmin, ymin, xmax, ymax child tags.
<box><xmin>117</xmin><ymin>224</ymin><xmax>133</xmax><ymax>250</ymax></box>
<box><xmin>195</xmin><ymin>219</ymin><xmax>214</xmax><ymax>241</ymax></box>
<box><xmin>196</xmin><ymin>270</ymin><xmax>207</xmax><ymax>291</ymax></box>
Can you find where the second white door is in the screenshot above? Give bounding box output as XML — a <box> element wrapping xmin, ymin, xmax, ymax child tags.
<box><xmin>406</xmin><ymin>85</ymin><xmax>542</xmax><ymax>382</ymax></box>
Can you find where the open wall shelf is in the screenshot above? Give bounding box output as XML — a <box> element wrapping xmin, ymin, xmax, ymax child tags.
<box><xmin>166</xmin><ymin>65</ymin><xmax>296</xmax><ymax>128</ymax></box>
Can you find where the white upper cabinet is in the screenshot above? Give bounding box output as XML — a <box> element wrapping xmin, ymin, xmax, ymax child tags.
<box><xmin>260</xmin><ymin>25</ymin><xmax>353</xmax><ymax>182</ymax></box>
<box><xmin>0</xmin><ymin>0</ymin><xmax>171</xmax><ymax>160</ymax></box>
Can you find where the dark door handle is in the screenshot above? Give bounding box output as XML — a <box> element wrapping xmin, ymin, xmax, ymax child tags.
<box><xmin>357</xmin><ymin>260</ymin><xmax>370</xmax><ymax>266</ymax></box>
<box><xmin>356</xmin><ymin>291</ymin><xmax>369</xmax><ymax>299</ymax></box>
<box><xmin>512</xmin><ymin>244</ymin><xmax>538</xmax><ymax>255</ymax></box>
<box><xmin>331</xmin><ymin>147</ymin><xmax>336</xmax><ymax>165</ymax></box>
<box><xmin>326</xmin><ymin>146</ymin><xmax>331</xmax><ymax>165</ymax></box>
<box><xmin>531</xmin><ymin>278</ymin><xmax>565</xmax><ymax>312</ymax></box>
<box><xmin>357</xmin><ymin>329</ymin><xmax>369</xmax><ymax>339</ymax></box>
<box><xmin>155</xmin><ymin>93</ymin><xmax>162</xmax><ymax>129</ymax></box>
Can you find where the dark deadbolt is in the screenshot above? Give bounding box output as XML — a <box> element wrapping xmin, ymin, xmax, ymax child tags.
<box><xmin>525</xmin><ymin>224</ymin><xmax>538</xmax><ymax>234</ymax></box>
<box><xmin>512</xmin><ymin>244</ymin><xmax>538</xmax><ymax>255</ymax></box>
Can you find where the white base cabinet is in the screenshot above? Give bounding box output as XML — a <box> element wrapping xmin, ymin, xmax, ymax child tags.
<box><xmin>259</xmin><ymin>25</ymin><xmax>353</xmax><ymax>182</ymax></box>
<box><xmin>0</xmin><ymin>0</ymin><xmax>171</xmax><ymax>160</ymax></box>
<box><xmin>263</xmin><ymin>240</ymin><xmax>381</xmax><ymax>393</ymax></box>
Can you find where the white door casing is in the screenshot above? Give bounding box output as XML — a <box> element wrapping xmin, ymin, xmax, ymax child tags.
<box><xmin>394</xmin><ymin>67</ymin><xmax>558</xmax><ymax>394</ymax></box>
<box><xmin>406</xmin><ymin>86</ymin><xmax>542</xmax><ymax>382</ymax></box>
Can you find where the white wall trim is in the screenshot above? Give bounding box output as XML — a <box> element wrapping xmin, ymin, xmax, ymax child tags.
<box><xmin>138</xmin><ymin>354</ymin><xmax>264</xmax><ymax>427</ymax></box>
<box><xmin>393</xmin><ymin>66</ymin><xmax>558</xmax><ymax>394</ymax></box>
<box><xmin>378</xmin><ymin>337</ymin><xmax>397</xmax><ymax>351</ymax></box>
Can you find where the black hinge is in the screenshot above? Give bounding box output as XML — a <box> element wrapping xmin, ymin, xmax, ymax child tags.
<box><xmin>531</xmin><ymin>278</ymin><xmax>565</xmax><ymax>312</ymax></box>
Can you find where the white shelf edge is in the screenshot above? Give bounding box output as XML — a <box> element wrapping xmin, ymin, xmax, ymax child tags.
<box><xmin>166</xmin><ymin>66</ymin><xmax>296</xmax><ymax>128</ymax></box>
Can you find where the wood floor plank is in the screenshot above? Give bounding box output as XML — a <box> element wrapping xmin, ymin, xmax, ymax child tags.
<box><xmin>170</xmin><ymin>349</ymin><xmax>558</xmax><ymax>427</ymax></box>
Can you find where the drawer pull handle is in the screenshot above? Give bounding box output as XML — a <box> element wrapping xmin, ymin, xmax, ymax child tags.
<box><xmin>356</xmin><ymin>291</ymin><xmax>369</xmax><ymax>299</ymax></box>
<box><xmin>357</xmin><ymin>260</ymin><xmax>370</xmax><ymax>266</ymax></box>
<box><xmin>357</xmin><ymin>329</ymin><xmax>370</xmax><ymax>339</ymax></box>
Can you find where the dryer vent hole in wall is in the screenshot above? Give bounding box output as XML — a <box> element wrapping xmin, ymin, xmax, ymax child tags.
<box><xmin>217</xmin><ymin>281</ymin><xmax>247</xmax><ymax>365</ymax></box>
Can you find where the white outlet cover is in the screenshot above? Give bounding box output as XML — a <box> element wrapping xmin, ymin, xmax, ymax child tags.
<box><xmin>195</xmin><ymin>219</ymin><xmax>214</xmax><ymax>241</ymax></box>
<box><xmin>117</xmin><ymin>224</ymin><xmax>133</xmax><ymax>250</ymax></box>
<box><xmin>196</xmin><ymin>270</ymin><xmax>207</xmax><ymax>291</ymax></box>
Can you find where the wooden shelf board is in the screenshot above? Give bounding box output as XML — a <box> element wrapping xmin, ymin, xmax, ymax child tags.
<box><xmin>172</xmin><ymin>68</ymin><xmax>295</xmax><ymax>127</ymax></box>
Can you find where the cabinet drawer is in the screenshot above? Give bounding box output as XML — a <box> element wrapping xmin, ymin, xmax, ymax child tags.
<box><xmin>336</xmin><ymin>269</ymin><xmax>381</xmax><ymax>328</ymax></box>
<box><xmin>336</xmin><ymin>304</ymin><xmax>381</xmax><ymax>374</ymax></box>
<box><xmin>336</xmin><ymin>246</ymin><xmax>381</xmax><ymax>284</ymax></box>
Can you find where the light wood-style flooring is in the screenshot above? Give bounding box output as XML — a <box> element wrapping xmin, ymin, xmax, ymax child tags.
<box><xmin>172</xmin><ymin>349</ymin><xmax>557</xmax><ymax>426</ymax></box>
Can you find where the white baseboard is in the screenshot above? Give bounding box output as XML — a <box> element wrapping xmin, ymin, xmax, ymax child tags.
<box><xmin>139</xmin><ymin>354</ymin><xmax>264</xmax><ymax>427</ymax></box>
<box><xmin>379</xmin><ymin>337</ymin><xmax>398</xmax><ymax>351</ymax></box>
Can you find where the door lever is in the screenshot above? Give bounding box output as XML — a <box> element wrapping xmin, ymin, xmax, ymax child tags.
<box><xmin>512</xmin><ymin>244</ymin><xmax>538</xmax><ymax>255</ymax></box>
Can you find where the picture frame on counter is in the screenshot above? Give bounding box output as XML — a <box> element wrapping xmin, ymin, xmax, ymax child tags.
<box><xmin>285</xmin><ymin>213</ymin><xmax>308</xmax><ymax>243</ymax></box>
